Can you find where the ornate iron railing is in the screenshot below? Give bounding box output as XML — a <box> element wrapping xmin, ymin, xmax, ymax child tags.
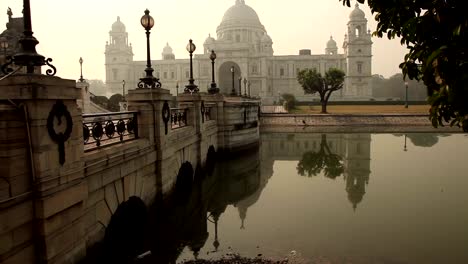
<box><xmin>83</xmin><ymin>111</ymin><xmax>138</xmax><ymax>151</ymax></box>
<box><xmin>170</xmin><ymin>108</ymin><xmax>188</xmax><ymax>129</ymax></box>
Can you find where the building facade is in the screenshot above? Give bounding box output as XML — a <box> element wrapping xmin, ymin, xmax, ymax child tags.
<box><xmin>105</xmin><ymin>1</ymin><xmax>372</xmax><ymax>103</ymax></box>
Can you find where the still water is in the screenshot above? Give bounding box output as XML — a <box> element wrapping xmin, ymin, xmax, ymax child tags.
<box><xmin>141</xmin><ymin>133</ymin><xmax>468</xmax><ymax>264</ymax></box>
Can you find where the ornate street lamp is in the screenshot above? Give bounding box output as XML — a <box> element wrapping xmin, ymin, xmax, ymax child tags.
<box><xmin>78</xmin><ymin>57</ymin><xmax>84</xmax><ymax>82</ymax></box>
<box><xmin>238</xmin><ymin>77</ymin><xmax>242</xmax><ymax>96</ymax></box>
<box><xmin>185</xmin><ymin>39</ymin><xmax>199</xmax><ymax>93</ymax></box>
<box><xmin>138</xmin><ymin>9</ymin><xmax>161</xmax><ymax>89</ymax></box>
<box><xmin>1</xmin><ymin>0</ymin><xmax>56</xmax><ymax>75</ymax></box>
<box><xmin>208</xmin><ymin>50</ymin><xmax>219</xmax><ymax>94</ymax></box>
<box><xmin>404</xmin><ymin>81</ymin><xmax>409</xmax><ymax>108</ymax></box>
<box><xmin>243</xmin><ymin>78</ymin><xmax>248</xmax><ymax>97</ymax></box>
<box><xmin>230</xmin><ymin>66</ymin><xmax>236</xmax><ymax>96</ymax></box>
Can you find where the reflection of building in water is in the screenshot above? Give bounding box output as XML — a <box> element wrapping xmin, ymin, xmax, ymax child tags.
<box><xmin>261</xmin><ymin>133</ymin><xmax>371</xmax><ymax>209</ymax></box>
<box><xmin>105</xmin><ymin>1</ymin><xmax>372</xmax><ymax>101</ymax></box>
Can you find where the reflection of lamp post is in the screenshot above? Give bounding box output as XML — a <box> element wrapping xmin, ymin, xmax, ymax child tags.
<box><xmin>185</xmin><ymin>39</ymin><xmax>198</xmax><ymax>93</ymax></box>
<box><xmin>78</xmin><ymin>57</ymin><xmax>84</xmax><ymax>82</ymax></box>
<box><xmin>404</xmin><ymin>134</ymin><xmax>408</xmax><ymax>152</ymax></box>
<box><xmin>243</xmin><ymin>78</ymin><xmax>248</xmax><ymax>97</ymax></box>
<box><xmin>230</xmin><ymin>66</ymin><xmax>236</xmax><ymax>96</ymax></box>
<box><xmin>138</xmin><ymin>9</ymin><xmax>160</xmax><ymax>89</ymax></box>
<box><xmin>238</xmin><ymin>77</ymin><xmax>242</xmax><ymax>96</ymax></box>
<box><xmin>213</xmin><ymin>215</ymin><xmax>220</xmax><ymax>252</ymax></box>
<box><xmin>404</xmin><ymin>81</ymin><xmax>409</xmax><ymax>108</ymax></box>
<box><xmin>1</xmin><ymin>0</ymin><xmax>56</xmax><ymax>75</ymax></box>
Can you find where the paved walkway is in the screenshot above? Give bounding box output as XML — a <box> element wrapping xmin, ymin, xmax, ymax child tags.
<box><xmin>261</xmin><ymin>105</ymin><xmax>287</xmax><ymax>113</ymax></box>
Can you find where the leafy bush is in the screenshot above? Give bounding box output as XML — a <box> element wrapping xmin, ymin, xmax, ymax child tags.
<box><xmin>279</xmin><ymin>93</ymin><xmax>298</xmax><ymax>111</ymax></box>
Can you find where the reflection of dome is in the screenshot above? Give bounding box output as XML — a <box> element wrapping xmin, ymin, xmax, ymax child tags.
<box><xmin>349</xmin><ymin>4</ymin><xmax>366</xmax><ymax>20</ymax></box>
<box><xmin>221</xmin><ymin>0</ymin><xmax>261</xmax><ymax>27</ymax></box>
<box><xmin>112</xmin><ymin>16</ymin><xmax>126</xmax><ymax>32</ymax></box>
<box><xmin>327</xmin><ymin>36</ymin><xmax>337</xmax><ymax>48</ymax></box>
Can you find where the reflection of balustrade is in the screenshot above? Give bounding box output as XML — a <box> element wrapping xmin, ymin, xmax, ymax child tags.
<box><xmin>171</xmin><ymin>108</ymin><xmax>188</xmax><ymax>129</ymax></box>
<box><xmin>82</xmin><ymin>111</ymin><xmax>139</xmax><ymax>151</ymax></box>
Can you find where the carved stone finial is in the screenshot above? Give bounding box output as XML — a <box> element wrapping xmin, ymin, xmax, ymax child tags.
<box><xmin>7</xmin><ymin>7</ymin><xmax>12</xmax><ymax>18</ymax></box>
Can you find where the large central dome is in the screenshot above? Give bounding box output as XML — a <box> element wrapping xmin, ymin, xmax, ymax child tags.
<box><xmin>222</xmin><ymin>0</ymin><xmax>261</xmax><ymax>25</ymax></box>
<box><xmin>217</xmin><ymin>0</ymin><xmax>266</xmax><ymax>33</ymax></box>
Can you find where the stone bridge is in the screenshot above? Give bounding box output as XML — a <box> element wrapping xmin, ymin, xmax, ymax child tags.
<box><xmin>0</xmin><ymin>75</ymin><xmax>260</xmax><ymax>264</ymax></box>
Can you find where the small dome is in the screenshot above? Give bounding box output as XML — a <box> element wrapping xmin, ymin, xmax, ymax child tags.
<box><xmin>261</xmin><ymin>33</ymin><xmax>272</xmax><ymax>43</ymax></box>
<box><xmin>327</xmin><ymin>36</ymin><xmax>337</xmax><ymax>48</ymax></box>
<box><xmin>162</xmin><ymin>42</ymin><xmax>173</xmax><ymax>54</ymax></box>
<box><xmin>349</xmin><ymin>4</ymin><xmax>366</xmax><ymax>20</ymax></box>
<box><xmin>112</xmin><ymin>16</ymin><xmax>126</xmax><ymax>32</ymax></box>
<box><xmin>204</xmin><ymin>34</ymin><xmax>216</xmax><ymax>44</ymax></box>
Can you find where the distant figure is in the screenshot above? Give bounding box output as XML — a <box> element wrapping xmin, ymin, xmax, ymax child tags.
<box><xmin>7</xmin><ymin>7</ymin><xmax>12</xmax><ymax>18</ymax></box>
<box><xmin>302</xmin><ymin>120</ymin><xmax>306</xmax><ymax>126</ymax></box>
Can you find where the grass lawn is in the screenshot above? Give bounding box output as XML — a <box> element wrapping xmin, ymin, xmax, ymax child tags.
<box><xmin>289</xmin><ymin>104</ymin><xmax>430</xmax><ymax>114</ymax></box>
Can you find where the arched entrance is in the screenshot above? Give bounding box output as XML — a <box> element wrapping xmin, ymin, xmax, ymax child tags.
<box><xmin>219</xmin><ymin>62</ymin><xmax>242</xmax><ymax>95</ymax></box>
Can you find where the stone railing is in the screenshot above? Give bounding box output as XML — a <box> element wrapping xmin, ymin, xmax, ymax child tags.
<box><xmin>83</xmin><ymin>111</ymin><xmax>139</xmax><ymax>151</ymax></box>
<box><xmin>202</xmin><ymin>102</ymin><xmax>215</xmax><ymax>123</ymax></box>
<box><xmin>170</xmin><ymin>107</ymin><xmax>189</xmax><ymax>130</ymax></box>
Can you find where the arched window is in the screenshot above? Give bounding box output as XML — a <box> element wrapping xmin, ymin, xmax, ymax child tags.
<box><xmin>355</xmin><ymin>26</ymin><xmax>362</xmax><ymax>37</ymax></box>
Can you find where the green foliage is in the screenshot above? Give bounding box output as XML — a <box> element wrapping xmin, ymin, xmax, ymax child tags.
<box><xmin>371</xmin><ymin>73</ymin><xmax>428</xmax><ymax>101</ymax></box>
<box><xmin>279</xmin><ymin>93</ymin><xmax>298</xmax><ymax>111</ymax></box>
<box><xmin>108</xmin><ymin>94</ymin><xmax>124</xmax><ymax>112</ymax></box>
<box><xmin>297</xmin><ymin>68</ymin><xmax>345</xmax><ymax>113</ymax></box>
<box><xmin>340</xmin><ymin>0</ymin><xmax>468</xmax><ymax>131</ymax></box>
<box><xmin>297</xmin><ymin>134</ymin><xmax>344</xmax><ymax>179</ymax></box>
<box><xmin>91</xmin><ymin>96</ymin><xmax>109</xmax><ymax>109</ymax></box>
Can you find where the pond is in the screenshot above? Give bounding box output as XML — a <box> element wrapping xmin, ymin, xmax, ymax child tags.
<box><xmin>105</xmin><ymin>133</ymin><xmax>468</xmax><ymax>264</ymax></box>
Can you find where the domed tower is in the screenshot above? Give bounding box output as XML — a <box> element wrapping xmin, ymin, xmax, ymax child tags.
<box><xmin>343</xmin><ymin>134</ymin><xmax>371</xmax><ymax>211</ymax></box>
<box><xmin>343</xmin><ymin>4</ymin><xmax>372</xmax><ymax>99</ymax></box>
<box><xmin>325</xmin><ymin>36</ymin><xmax>338</xmax><ymax>55</ymax></box>
<box><xmin>203</xmin><ymin>34</ymin><xmax>216</xmax><ymax>54</ymax></box>
<box><xmin>216</xmin><ymin>0</ymin><xmax>269</xmax><ymax>51</ymax></box>
<box><xmin>162</xmin><ymin>42</ymin><xmax>175</xmax><ymax>60</ymax></box>
<box><xmin>105</xmin><ymin>17</ymin><xmax>134</xmax><ymax>96</ymax></box>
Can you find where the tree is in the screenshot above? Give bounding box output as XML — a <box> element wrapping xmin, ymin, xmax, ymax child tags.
<box><xmin>297</xmin><ymin>68</ymin><xmax>345</xmax><ymax>113</ymax></box>
<box><xmin>297</xmin><ymin>134</ymin><xmax>344</xmax><ymax>179</ymax></box>
<box><xmin>108</xmin><ymin>94</ymin><xmax>124</xmax><ymax>112</ymax></box>
<box><xmin>340</xmin><ymin>0</ymin><xmax>468</xmax><ymax>131</ymax></box>
<box><xmin>279</xmin><ymin>93</ymin><xmax>298</xmax><ymax>111</ymax></box>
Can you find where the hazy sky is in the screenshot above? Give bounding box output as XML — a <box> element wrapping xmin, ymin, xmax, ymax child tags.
<box><xmin>0</xmin><ymin>0</ymin><xmax>408</xmax><ymax>81</ymax></box>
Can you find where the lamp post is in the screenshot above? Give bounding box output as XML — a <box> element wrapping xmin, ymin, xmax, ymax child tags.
<box><xmin>247</xmin><ymin>81</ymin><xmax>251</xmax><ymax>98</ymax></box>
<box><xmin>208</xmin><ymin>50</ymin><xmax>219</xmax><ymax>94</ymax></box>
<box><xmin>1</xmin><ymin>0</ymin><xmax>56</xmax><ymax>75</ymax></box>
<box><xmin>122</xmin><ymin>80</ymin><xmax>126</xmax><ymax>101</ymax></box>
<box><xmin>185</xmin><ymin>39</ymin><xmax>198</xmax><ymax>93</ymax></box>
<box><xmin>230</xmin><ymin>66</ymin><xmax>236</xmax><ymax>96</ymax></box>
<box><xmin>78</xmin><ymin>57</ymin><xmax>84</xmax><ymax>82</ymax></box>
<box><xmin>404</xmin><ymin>81</ymin><xmax>409</xmax><ymax>108</ymax></box>
<box><xmin>138</xmin><ymin>9</ymin><xmax>160</xmax><ymax>89</ymax></box>
<box><xmin>238</xmin><ymin>77</ymin><xmax>242</xmax><ymax>96</ymax></box>
<box><xmin>176</xmin><ymin>81</ymin><xmax>179</xmax><ymax>95</ymax></box>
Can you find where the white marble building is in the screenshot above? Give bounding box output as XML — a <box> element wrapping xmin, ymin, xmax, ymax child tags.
<box><xmin>105</xmin><ymin>1</ymin><xmax>372</xmax><ymax>103</ymax></box>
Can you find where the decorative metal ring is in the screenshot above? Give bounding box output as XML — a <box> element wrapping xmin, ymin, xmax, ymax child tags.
<box><xmin>127</xmin><ymin>118</ymin><xmax>135</xmax><ymax>134</ymax></box>
<box><xmin>116</xmin><ymin>120</ymin><xmax>126</xmax><ymax>135</ymax></box>
<box><xmin>105</xmin><ymin>121</ymin><xmax>115</xmax><ymax>138</ymax></box>
<box><xmin>83</xmin><ymin>124</ymin><xmax>90</xmax><ymax>143</ymax></box>
<box><xmin>92</xmin><ymin>122</ymin><xmax>104</xmax><ymax>140</ymax></box>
